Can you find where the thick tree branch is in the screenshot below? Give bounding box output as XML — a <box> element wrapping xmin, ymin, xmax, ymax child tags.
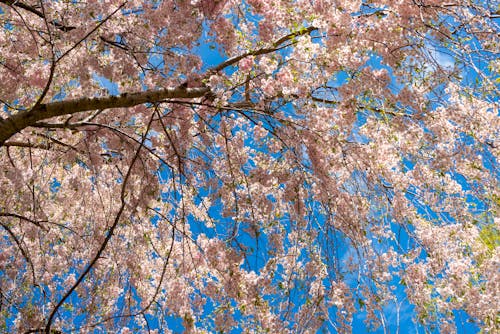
<box><xmin>0</xmin><ymin>86</ymin><xmax>209</xmax><ymax>146</ymax></box>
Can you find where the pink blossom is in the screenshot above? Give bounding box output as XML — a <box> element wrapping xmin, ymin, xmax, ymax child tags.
<box><xmin>0</xmin><ymin>1</ymin><xmax>498</xmax><ymax>333</ymax></box>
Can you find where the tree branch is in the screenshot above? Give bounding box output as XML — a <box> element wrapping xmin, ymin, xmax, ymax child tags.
<box><xmin>0</xmin><ymin>222</ymin><xmax>37</xmax><ymax>284</ymax></box>
<box><xmin>210</xmin><ymin>26</ymin><xmax>318</xmax><ymax>73</ymax></box>
<box><xmin>0</xmin><ymin>86</ymin><xmax>209</xmax><ymax>146</ymax></box>
<box><xmin>0</xmin><ymin>0</ymin><xmax>76</xmax><ymax>31</ymax></box>
<box><xmin>3</xmin><ymin>141</ymin><xmax>52</xmax><ymax>149</ymax></box>
<box><xmin>0</xmin><ymin>212</ymin><xmax>47</xmax><ymax>228</ymax></box>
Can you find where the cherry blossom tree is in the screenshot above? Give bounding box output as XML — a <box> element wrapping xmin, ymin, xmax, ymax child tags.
<box><xmin>0</xmin><ymin>0</ymin><xmax>498</xmax><ymax>333</ymax></box>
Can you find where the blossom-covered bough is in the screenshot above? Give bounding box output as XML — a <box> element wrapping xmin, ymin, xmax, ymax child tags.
<box><xmin>0</xmin><ymin>0</ymin><xmax>498</xmax><ymax>333</ymax></box>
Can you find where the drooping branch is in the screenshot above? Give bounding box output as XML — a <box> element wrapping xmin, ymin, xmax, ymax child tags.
<box><xmin>44</xmin><ymin>113</ymin><xmax>155</xmax><ymax>333</ymax></box>
<box><xmin>0</xmin><ymin>222</ymin><xmax>37</xmax><ymax>284</ymax></box>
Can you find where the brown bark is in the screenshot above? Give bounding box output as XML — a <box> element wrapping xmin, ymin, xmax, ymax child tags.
<box><xmin>0</xmin><ymin>86</ymin><xmax>210</xmax><ymax>146</ymax></box>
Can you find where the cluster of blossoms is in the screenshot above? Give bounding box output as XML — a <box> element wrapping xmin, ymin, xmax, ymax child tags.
<box><xmin>0</xmin><ymin>0</ymin><xmax>498</xmax><ymax>333</ymax></box>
